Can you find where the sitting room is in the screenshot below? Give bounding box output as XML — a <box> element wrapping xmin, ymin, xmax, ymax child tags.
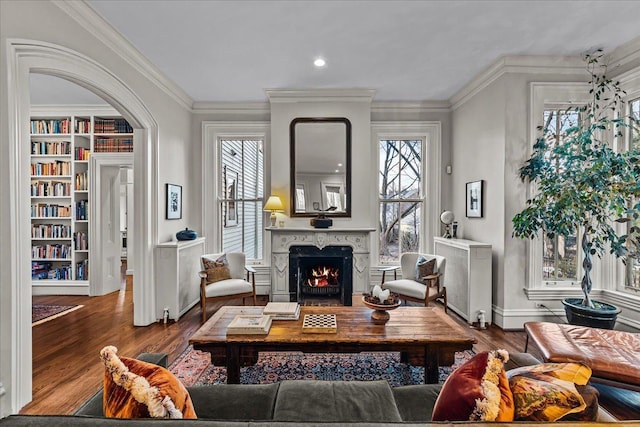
<box><xmin>1</xmin><ymin>0</ymin><xmax>639</xmax><ymax>424</ymax></box>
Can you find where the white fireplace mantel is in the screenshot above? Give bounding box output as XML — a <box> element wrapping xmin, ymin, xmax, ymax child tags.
<box><xmin>267</xmin><ymin>227</ymin><xmax>374</xmax><ymax>302</ymax></box>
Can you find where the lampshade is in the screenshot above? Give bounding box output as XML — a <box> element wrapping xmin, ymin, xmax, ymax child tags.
<box><xmin>264</xmin><ymin>195</ymin><xmax>284</xmax><ymax>212</ymax></box>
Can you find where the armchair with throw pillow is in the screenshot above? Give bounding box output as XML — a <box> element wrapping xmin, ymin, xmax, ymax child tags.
<box><xmin>199</xmin><ymin>252</ymin><xmax>256</xmax><ymax>323</ymax></box>
<box><xmin>381</xmin><ymin>252</ymin><xmax>447</xmax><ymax>312</ymax></box>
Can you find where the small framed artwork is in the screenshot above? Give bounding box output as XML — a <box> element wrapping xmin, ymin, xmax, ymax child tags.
<box><xmin>224</xmin><ymin>167</ymin><xmax>238</xmax><ymax>227</ymax></box>
<box><xmin>166</xmin><ymin>183</ymin><xmax>182</xmax><ymax>220</ymax></box>
<box><xmin>466</xmin><ymin>180</ymin><xmax>483</xmax><ymax>218</ymax></box>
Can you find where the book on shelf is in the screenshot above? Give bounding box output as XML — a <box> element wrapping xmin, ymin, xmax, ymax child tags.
<box><xmin>262</xmin><ymin>302</ymin><xmax>301</xmax><ymax>320</ymax></box>
<box><xmin>226</xmin><ymin>314</ymin><xmax>272</xmax><ymax>335</ymax></box>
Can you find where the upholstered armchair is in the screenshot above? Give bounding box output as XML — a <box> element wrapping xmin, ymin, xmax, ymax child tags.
<box><xmin>199</xmin><ymin>252</ymin><xmax>256</xmax><ymax>323</ymax></box>
<box><xmin>380</xmin><ymin>252</ymin><xmax>447</xmax><ymax>312</ymax></box>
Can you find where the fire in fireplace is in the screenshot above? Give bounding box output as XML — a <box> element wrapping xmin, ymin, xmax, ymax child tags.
<box><xmin>289</xmin><ymin>245</ymin><xmax>353</xmax><ymax>305</ymax></box>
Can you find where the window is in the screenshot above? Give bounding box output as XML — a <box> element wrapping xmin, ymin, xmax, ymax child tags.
<box><xmin>378</xmin><ymin>139</ymin><xmax>423</xmax><ymax>263</ymax></box>
<box><xmin>219</xmin><ymin>138</ymin><xmax>264</xmax><ymax>260</ymax></box>
<box><xmin>540</xmin><ymin>109</ymin><xmax>581</xmax><ymax>282</ymax></box>
<box><xmin>626</xmin><ymin>97</ymin><xmax>640</xmax><ymax>291</ymax></box>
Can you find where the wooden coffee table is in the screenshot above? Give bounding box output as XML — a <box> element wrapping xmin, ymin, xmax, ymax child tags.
<box><xmin>189</xmin><ymin>305</ymin><xmax>476</xmax><ymax>384</ymax></box>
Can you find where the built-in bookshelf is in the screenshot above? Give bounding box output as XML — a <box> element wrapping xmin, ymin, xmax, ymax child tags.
<box><xmin>30</xmin><ymin>112</ymin><xmax>133</xmax><ymax>293</ymax></box>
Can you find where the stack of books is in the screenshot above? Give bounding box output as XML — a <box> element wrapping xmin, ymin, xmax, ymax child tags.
<box><xmin>262</xmin><ymin>302</ymin><xmax>301</xmax><ymax>320</ymax></box>
<box><xmin>226</xmin><ymin>314</ymin><xmax>272</xmax><ymax>335</ymax></box>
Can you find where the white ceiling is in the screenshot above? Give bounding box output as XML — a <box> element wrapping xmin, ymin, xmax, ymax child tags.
<box><xmin>29</xmin><ymin>0</ymin><xmax>640</xmax><ymax>105</ymax></box>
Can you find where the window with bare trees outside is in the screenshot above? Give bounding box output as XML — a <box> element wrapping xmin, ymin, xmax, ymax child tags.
<box><xmin>379</xmin><ymin>139</ymin><xmax>423</xmax><ymax>263</ymax></box>
<box><xmin>627</xmin><ymin>97</ymin><xmax>640</xmax><ymax>291</ymax></box>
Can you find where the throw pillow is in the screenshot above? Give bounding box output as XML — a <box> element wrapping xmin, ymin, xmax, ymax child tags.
<box><xmin>431</xmin><ymin>349</ymin><xmax>514</xmax><ymax>422</ymax></box>
<box><xmin>100</xmin><ymin>345</ymin><xmax>197</xmax><ymax>419</ymax></box>
<box><xmin>415</xmin><ymin>256</ymin><xmax>436</xmax><ymax>283</ymax></box>
<box><xmin>507</xmin><ymin>362</ymin><xmax>592</xmax><ymax>422</ymax></box>
<box><xmin>202</xmin><ymin>254</ymin><xmax>232</xmax><ymax>282</ymax></box>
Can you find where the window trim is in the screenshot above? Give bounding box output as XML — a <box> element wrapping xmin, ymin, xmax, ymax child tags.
<box><xmin>372</xmin><ymin>122</ymin><xmax>441</xmax><ymax>265</ymax></box>
<box><xmin>202</xmin><ymin>122</ymin><xmax>270</xmax><ymax>262</ymax></box>
<box><xmin>527</xmin><ymin>83</ymin><xmax>592</xmax><ymax>290</ymax></box>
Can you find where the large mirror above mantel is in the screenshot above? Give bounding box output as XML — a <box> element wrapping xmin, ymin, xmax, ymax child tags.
<box><xmin>290</xmin><ymin>117</ymin><xmax>351</xmax><ymax>217</ymax></box>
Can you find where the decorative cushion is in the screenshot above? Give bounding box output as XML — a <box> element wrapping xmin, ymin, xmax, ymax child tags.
<box><xmin>431</xmin><ymin>349</ymin><xmax>514</xmax><ymax>421</ymax></box>
<box><xmin>203</xmin><ymin>254</ymin><xmax>232</xmax><ymax>283</ymax></box>
<box><xmin>507</xmin><ymin>362</ymin><xmax>592</xmax><ymax>421</ymax></box>
<box><xmin>415</xmin><ymin>256</ymin><xmax>436</xmax><ymax>283</ymax></box>
<box><xmin>100</xmin><ymin>346</ymin><xmax>197</xmax><ymax>419</ymax></box>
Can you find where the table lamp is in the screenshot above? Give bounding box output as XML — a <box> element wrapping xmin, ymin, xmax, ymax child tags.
<box><xmin>264</xmin><ymin>195</ymin><xmax>284</xmax><ymax>227</ymax></box>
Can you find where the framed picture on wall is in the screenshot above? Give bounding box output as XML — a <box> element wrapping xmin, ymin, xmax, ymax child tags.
<box><xmin>224</xmin><ymin>167</ymin><xmax>238</xmax><ymax>227</ymax></box>
<box><xmin>166</xmin><ymin>183</ymin><xmax>182</xmax><ymax>220</ymax></box>
<box><xmin>466</xmin><ymin>180</ymin><xmax>483</xmax><ymax>218</ymax></box>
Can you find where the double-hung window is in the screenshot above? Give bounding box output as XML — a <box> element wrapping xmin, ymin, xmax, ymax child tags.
<box><xmin>218</xmin><ymin>138</ymin><xmax>264</xmax><ymax>260</ymax></box>
<box><xmin>540</xmin><ymin>108</ymin><xmax>581</xmax><ymax>282</ymax></box>
<box><xmin>378</xmin><ymin>139</ymin><xmax>424</xmax><ymax>263</ymax></box>
<box><xmin>625</xmin><ymin>98</ymin><xmax>640</xmax><ymax>291</ymax></box>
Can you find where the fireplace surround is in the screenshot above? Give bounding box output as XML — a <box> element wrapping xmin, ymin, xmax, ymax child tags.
<box><xmin>289</xmin><ymin>245</ymin><xmax>353</xmax><ymax>305</ymax></box>
<box><xmin>268</xmin><ymin>228</ymin><xmax>374</xmax><ymax>303</ymax></box>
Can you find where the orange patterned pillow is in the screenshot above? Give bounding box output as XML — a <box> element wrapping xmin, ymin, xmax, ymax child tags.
<box><xmin>507</xmin><ymin>362</ymin><xmax>591</xmax><ymax>421</ymax></box>
<box><xmin>432</xmin><ymin>349</ymin><xmax>514</xmax><ymax>421</ymax></box>
<box><xmin>100</xmin><ymin>346</ymin><xmax>197</xmax><ymax>419</ymax></box>
<box><xmin>203</xmin><ymin>254</ymin><xmax>232</xmax><ymax>282</ymax></box>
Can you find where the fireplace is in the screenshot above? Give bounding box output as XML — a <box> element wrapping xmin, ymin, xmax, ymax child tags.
<box><xmin>289</xmin><ymin>245</ymin><xmax>353</xmax><ymax>306</ymax></box>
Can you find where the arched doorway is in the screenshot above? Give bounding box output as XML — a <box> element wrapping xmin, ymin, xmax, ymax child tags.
<box><xmin>3</xmin><ymin>39</ymin><xmax>159</xmax><ymax>414</ymax></box>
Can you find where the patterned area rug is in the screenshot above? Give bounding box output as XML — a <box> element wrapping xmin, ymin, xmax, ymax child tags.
<box><xmin>169</xmin><ymin>345</ymin><xmax>473</xmax><ymax>387</ymax></box>
<box><xmin>32</xmin><ymin>304</ymin><xmax>83</xmax><ymax>326</ymax></box>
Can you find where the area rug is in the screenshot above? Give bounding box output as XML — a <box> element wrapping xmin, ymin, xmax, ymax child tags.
<box><xmin>32</xmin><ymin>304</ymin><xmax>83</xmax><ymax>326</ymax></box>
<box><xmin>169</xmin><ymin>345</ymin><xmax>474</xmax><ymax>387</ymax></box>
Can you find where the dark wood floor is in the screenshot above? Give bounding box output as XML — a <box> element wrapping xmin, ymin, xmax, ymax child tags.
<box><xmin>21</xmin><ymin>266</ymin><xmax>639</xmax><ymax>419</ymax></box>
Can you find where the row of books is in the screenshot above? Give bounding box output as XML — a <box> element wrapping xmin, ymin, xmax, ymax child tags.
<box><xmin>31</xmin><ymin>140</ymin><xmax>70</xmax><ymax>155</ymax></box>
<box><xmin>76</xmin><ymin>200</ymin><xmax>89</xmax><ymax>220</ymax></box>
<box><xmin>31</xmin><ymin>180</ymin><xmax>71</xmax><ymax>197</ymax></box>
<box><xmin>31</xmin><ymin>161</ymin><xmax>71</xmax><ymax>176</ymax></box>
<box><xmin>75</xmin><ymin>118</ymin><xmax>91</xmax><ymax>134</ymax></box>
<box><xmin>31</xmin><ymin>223</ymin><xmax>72</xmax><ymax>239</ymax></box>
<box><xmin>31</xmin><ymin>119</ymin><xmax>70</xmax><ymax>134</ymax></box>
<box><xmin>94</xmin><ymin>138</ymin><xmax>134</xmax><ymax>152</ymax></box>
<box><xmin>31</xmin><ymin>203</ymin><xmax>71</xmax><ymax>218</ymax></box>
<box><xmin>32</xmin><ymin>262</ymin><xmax>73</xmax><ymax>280</ymax></box>
<box><xmin>32</xmin><ymin>243</ymin><xmax>71</xmax><ymax>260</ymax></box>
<box><xmin>76</xmin><ymin>172</ymin><xmax>88</xmax><ymax>191</ymax></box>
<box><xmin>75</xmin><ymin>147</ymin><xmax>91</xmax><ymax>160</ymax></box>
<box><xmin>226</xmin><ymin>302</ymin><xmax>300</xmax><ymax>335</ymax></box>
<box><xmin>76</xmin><ymin>259</ymin><xmax>89</xmax><ymax>280</ymax></box>
<box><xmin>94</xmin><ymin>118</ymin><xmax>133</xmax><ymax>134</ymax></box>
<box><xmin>74</xmin><ymin>231</ymin><xmax>88</xmax><ymax>250</ymax></box>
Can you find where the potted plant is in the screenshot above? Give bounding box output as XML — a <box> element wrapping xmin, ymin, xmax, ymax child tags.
<box><xmin>513</xmin><ymin>49</ymin><xmax>640</xmax><ymax>329</ymax></box>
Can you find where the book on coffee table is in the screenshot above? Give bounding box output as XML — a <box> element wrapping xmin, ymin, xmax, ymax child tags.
<box><xmin>262</xmin><ymin>302</ymin><xmax>300</xmax><ymax>320</ymax></box>
<box><xmin>226</xmin><ymin>314</ymin><xmax>272</xmax><ymax>334</ymax></box>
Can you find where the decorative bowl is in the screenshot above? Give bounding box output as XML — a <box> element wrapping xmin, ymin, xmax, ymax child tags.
<box><xmin>176</xmin><ymin>228</ymin><xmax>197</xmax><ymax>241</ymax></box>
<box><xmin>361</xmin><ymin>295</ymin><xmax>401</xmax><ymax>324</ymax></box>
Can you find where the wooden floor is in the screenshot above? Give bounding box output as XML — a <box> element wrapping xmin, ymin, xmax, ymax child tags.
<box><xmin>21</xmin><ymin>266</ymin><xmax>638</xmax><ymax>419</ymax></box>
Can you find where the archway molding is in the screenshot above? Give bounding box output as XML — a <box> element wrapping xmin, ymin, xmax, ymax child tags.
<box><xmin>3</xmin><ymin>39</ymin><xmax>159</xmax><ymax>414</ymax></box>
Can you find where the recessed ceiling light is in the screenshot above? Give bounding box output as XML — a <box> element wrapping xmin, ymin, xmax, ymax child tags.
<box><xmin>335</xmin><ymin>169</ymin><xmax>339</xmax><ymax>173</ymax></box>
<box><xmin>337</xmin><ymin>163</ymin><xmax>343</xmax><ymax>167</ymax></box>
<box><xmin>314</xmin><ymin>58</ymin><xmax>326</xmax><ymax>67</ymax></box>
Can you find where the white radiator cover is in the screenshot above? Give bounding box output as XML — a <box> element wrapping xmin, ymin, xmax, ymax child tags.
<box><xmin>434</xmin><ymin>237</ymin><xmax>492</xmax><ymax>325</ymax></box>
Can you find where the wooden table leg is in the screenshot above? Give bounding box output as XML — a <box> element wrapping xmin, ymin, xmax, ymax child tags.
<box><xmin>226</xmin><ymin>345</ymin><xmax>241</xmax><ymax>384</ymax></box>
<box><xmin>424</xmin><ymin>345</ymin><xmax>439</xmax><ymax>384</ymax></box>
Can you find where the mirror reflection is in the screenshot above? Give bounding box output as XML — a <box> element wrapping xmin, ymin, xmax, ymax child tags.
<box><xmin>290</xmin><ymin>117</ymin><xmax>351</xmax><ymax>217</ymax></box>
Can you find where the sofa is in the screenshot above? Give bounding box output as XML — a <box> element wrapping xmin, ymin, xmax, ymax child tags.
<box><xmin>0</xmin><ymin>352</ymin><xmax>623</xmax><ymax>426</ymax></box>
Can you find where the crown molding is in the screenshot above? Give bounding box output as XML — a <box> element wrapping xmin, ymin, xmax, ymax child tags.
<box><xmin>371</xmin><ymin>101</ymin><xmax>451</xmax><ymax>114</ymax></box>
<box><xmin>450</xmin><ymin>55</ymin><xmax>586</xmax><ymax>110</ymax></box>
<box><xmin>53</xmin><ymin>0</ymin><xmax>194</xmax><ymax>111</ymax></box>
<box><xmin>30</xmin><ymin>104</ymin><xmax>119</xmax><ymax>116</ymax></box>
<box><xmin>192</xmin><ymin>101</ymin><xmax>270</xmax><ymax>115</ymax></box>
<box><xmin>606</xmin><ymin>35</ymin><xmax>640</xmax><ymax>73</ymax></box>
<box><xmin>265</xmin><ymin>88</ymin><xmax>376</xmax><ymax>103</ymax></box>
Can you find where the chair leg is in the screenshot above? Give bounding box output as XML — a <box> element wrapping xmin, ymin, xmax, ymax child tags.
<box><xmin>442</xmin><ymin>287</ymin><xmax>447</xmax><ymax>314</ymax></box>
<box><xmin>200</xmin><ymin>297</ymin><xmax>207</xmax><ymax>323</ymax></box>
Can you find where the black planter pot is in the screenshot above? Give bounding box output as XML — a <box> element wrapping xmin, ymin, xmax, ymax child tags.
<box><xmin>562</xmin><ymin>298</ymin><xmax>621</xmax><ymax>330</ymax></box>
